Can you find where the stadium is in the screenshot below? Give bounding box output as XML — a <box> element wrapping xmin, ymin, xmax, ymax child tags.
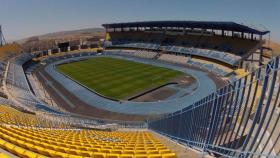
<box><xmin>0</xmin><ymin>19</ymin><xmax>279</xmax><ymax>158</ymax></box>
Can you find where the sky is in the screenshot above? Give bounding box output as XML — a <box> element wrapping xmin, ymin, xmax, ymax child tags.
<box><xmin>0</xmin><ymin>0</ymin><xmax>279</xmax><ymax>42</ymax></box>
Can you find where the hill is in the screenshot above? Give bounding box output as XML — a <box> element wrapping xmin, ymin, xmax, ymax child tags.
<box><xmin>18</xmin><ymin>27</ymin><xmax>105</xmax><ymax>44</ymax></box>
<box><xmin>39</xmin><ymin>28</ymin><xmax>105</xmax><ymax>40</ymax></box>
<box><xmin>268</xmin><ymin>41</ymin><xmax>280</xmax><ymax>55</ymax></box>
<box><xmin>0</xmin><ymin>43</ymin><xmax>22</xmax><ymax>60</ymax></box>
<box><xmin>263</xmin><ymin>40</ymin><xmax>280</xmax><ymax>57</ymax></box>
<box><xmin>18</xmin><ymin>27</ymin><xmax>105</xmax><ymax>52</ymax></box>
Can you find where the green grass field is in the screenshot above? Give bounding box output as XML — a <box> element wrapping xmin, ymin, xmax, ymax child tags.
<box><xmin>57</xmin><ymin>57</ymin><xmax>183</xmax><ymax>100</ymax></box>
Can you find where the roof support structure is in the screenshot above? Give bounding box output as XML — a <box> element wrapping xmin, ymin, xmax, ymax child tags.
<box><xmin>103</xmin><ymin>21</ymin><xmax>270</xmax><ymax>36</ymax></box>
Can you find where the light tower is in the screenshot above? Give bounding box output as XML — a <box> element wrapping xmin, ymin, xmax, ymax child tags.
<box><xmin>0</xmin><ymin>25</ymin><xmax>6</xmax><ymax>46</ymax></box>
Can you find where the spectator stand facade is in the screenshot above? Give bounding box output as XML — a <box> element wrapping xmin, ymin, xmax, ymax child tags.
<box><xmin>103</xmin><ymin>21</ymin><xmax>270</xmax><ymax>68</ymax></box>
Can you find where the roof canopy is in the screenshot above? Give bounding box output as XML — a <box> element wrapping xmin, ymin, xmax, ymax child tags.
<box><xmin>102</xmin><ymin>21</ymin><xmax>270</xmax><ymax>35</ymax></box>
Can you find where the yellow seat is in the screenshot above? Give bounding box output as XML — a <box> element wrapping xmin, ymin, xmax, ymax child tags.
<box><xmin>135</xmin><ymin>150</ymin><xmax>147</xmax><ymax>154</ymax></box>
<box><xmin>67</xmin><ymin>145</ymin><xmax>77</xmax><ymax>149</ymax></box>
<box><xmin>77</xmin><ymin>146</ymin><xmax>87</xmax><ymax>150</ymax></box>
<box><xmin>119</xmin><ymin>154</ymin><xmax>134</xmax><ymax>158</ymax></box>
<box><xmin>66</xmin><ymin>154</ymin><xmax>83</xmax><ymax>158</ymax></box>
<box><xmin>27</xmin><ymin>144</ymin><xmax>37</xmax><ymax>152</ymax></box>
<box><xmin>36</xmin><ymin>155</ymin><xmax>47</xmax><ymax>158</ymax></box>
<box><xmin>147</xmin><ymin>150</ymin><xmax>159</xmax><ymax>154</ymax></box>
<box><xmin>88</xmin><ymin>148</ymin><xmax>100</xmax><ymax>152</ymax></box>
<box><xmin>0</xmin><ymin>153</ymin><xmax>10</xmax><ymax>158</ymax></box>
<box><xmin>122</xmin><ymin>150</ymin><xmax>134</xmax><ymax>154</ymax></box>
<box><xmin>162</xmin><ymin>153</ymin><xmax>176</xmax><ymax>158</ymax></box>
<box><xmin>23</xmin><ymin>150</ymin><xmax>45</xmax><ymax>158</ymax></box>
<box><xmin>0</xmin><ymin>139</ymin><xmax>6</xmax><ymax>146</ymax></box>
<box><xmin>36</xmin><ymin>147</ymin><xmax>53</xmax><ymax>157</ymax></box>
<box><xmin>93</xmin><ymin>152</ymin><xmax>106</xmax><ymax>158</ymax></box>
<box><xmin>157</xmin><ymin>147</ymin><xmax>167</xmax><ymax>150</ymax></box>
<box><xmin>106</xmin><ymin>153</ymin><xmax>120</xmax><ymax>158</ymax></box>
<box><xmin>92</xmin><ymin>145</ymin><xmax>102</xmax><ymax>149</ymax></box>
<box><xmin>159</xmin><ymin>149</ymin><xmax>171</xmax><ymax>154</ymax></box>
<box><xmin>12</xmin><ymin>146</ymin><xmax>26</xmax><ymax>158</ymax></box>
<box><xmin>44</xmin><ymin>144</ymin><xmax>56</xmax><ymax>150</ymax></box>
<box><xmin>148</xmin><ymin>154</ymin><xmax>162</xmax><ymax>158</ymax></box>
<box><xmin>49</xmin><ymin>151</ymin><xmax>68</xmax><ymax>158</ymax></box>
<box><xmin>103</xmin><ymin>146</ymin><xmax>113</xmax><ymax>149</ymax></box>
<box><xmin>55</xmin><ymin>147</ymin><xmax>67</xmax><ymax>153</ymax></box>
<box><xmin>134</xmin><ymin>154</ymin><xmax>148</xmax><ymax>158</ymax></box>
<box><xmin>135</xmin><ymin>147</ymin><xmax>145</xmax><ymax>150</ymax></box>
<box><xmin>7</xmin><ymin>137</ymin><xmax>17</xmax><ymax>145</ymax></box>
<box><xmin>100</xmin><ymin>149</ymin><xmax>111</xmax><ymax>153</ymax></box>
<box><xmin>77</xmin><ymin>150</ymin><xmax>92</xmax><ymax>157</ymax></box>
<box><xmin>66</xmin><ymin>149</ymin><xmax>79</xmax><ymax>155</ymax></box>
<box><xmin>4</xmin><ymin>142</ymin><xmax>15</xmax><ymax>153</ymax></box>
<box><xmin>14</xmin><ymin>139</ymin><xmax>25</xmax><ymax>147</ymax></box>
<box><xmin>0</xmin><ymin>117</ymin><xmax>176</xmax><ymax>158</ymax></box>
<box><xmin>111</xmin><ymin>150</ymin><xmax>122</xmax><ymax>154</ymax></box>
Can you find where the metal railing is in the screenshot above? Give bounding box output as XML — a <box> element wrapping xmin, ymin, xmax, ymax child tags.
<box><xmin>149</xmin><ymin>56</ymin><xmax>280</xmax><ymax>157</ymax></box>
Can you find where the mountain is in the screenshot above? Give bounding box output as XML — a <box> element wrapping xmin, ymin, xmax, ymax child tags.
<box><xmin>264</xmin><ymin>40</ymin><xmax>280</xmax><ymax>57</ymax></box>
<box><xmin>0</xmin><ymin>43</ymin><xmax>22</xmax><ymax>60</ymax></box>
<box><xmin>18</xmin><ymin>27</ymin><xmax>105</xmax><ymax>44</ymax></box>
<box><xmin>38</xmin><ymin>28</ymin><xmax>105</xmax><ymax>40</ymax></box>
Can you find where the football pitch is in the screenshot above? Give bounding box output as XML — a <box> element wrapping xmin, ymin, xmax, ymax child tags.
<box><xmin>57</xmin><ymin>57</ymin><xmax>184</xmax><ymax>100</ymax></box>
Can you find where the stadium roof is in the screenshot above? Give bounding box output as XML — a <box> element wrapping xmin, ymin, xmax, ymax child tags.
<box><xmin>102</xmin><ymin>21</ymin><xmax>270</xmax><ymax>35</ymax></box>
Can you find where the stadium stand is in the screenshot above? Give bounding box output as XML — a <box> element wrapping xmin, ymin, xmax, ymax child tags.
<box><xmin>25</xmin><ymin>61</ymin><xmax>61</xmax><ymax>110</ymax></box>
<box><xmin>0</xmin><ymin>105</ymin><xmax>176</xmax><ymax>158</ymax></box>
<box><xmin>104</xmin><ymin>21</ymin><xmax>267</xmax><ymax>68</ymax></box>
<box><xmin>0</xmin><ymin>61</ymin><xmax>7</xmax><ymax>98</ymax></box>
<box><xmin>111</xmin><ymin>50</ymin><xmax>158</xmax><ymax>59</ymax></box>
<box><xmin>133</xmin><ymin>50</ymin><xmax>158</xmax><ymax>59</ymax></box>
<box><xmin>149</xmin><ymin>56</ymin><xmax>280</xmax><ymax>157</ymax></box>
<box><xmin>106</xmin><ymin>50</ymin><xmax>232</xmax><ymax>77</ymax></box>
<box><xmin>112</xmin><ymin>42</ymin><xmax>161</xmax><ymax>51</ymax></box>
<box><xmin>186</xmin><ymin>58</ymin><xmax>233</xmax><ymax>77</ymax></box>
<box><xmin>110</xmin><ymin>43</ymin><xmax>241</xmax><ymax>66</ymax></box>
<box><xmin>6</xmin><ymin>62</ymin><xmax>41</xmax><ymax>109</ymax></box>
<box><xmin>158</xmin><ymin>53</ymin><xmax>189</xmax><ymax>64</ymax></box>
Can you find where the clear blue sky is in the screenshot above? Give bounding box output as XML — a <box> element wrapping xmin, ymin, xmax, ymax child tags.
<box><xmin>0</xmin><ymin>0</ymin><xmax>279</xmax><ymax>42</ymax></box>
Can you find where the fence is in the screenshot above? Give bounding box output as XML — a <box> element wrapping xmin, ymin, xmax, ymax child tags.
<box><xmin>149</xmin><ymin>56</ymin><xmax>280</xmax><ymax>157</ymax></box>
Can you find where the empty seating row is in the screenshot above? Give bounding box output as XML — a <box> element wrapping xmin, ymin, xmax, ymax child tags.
<box><xmin>133</xmin><ymin>50</ymin><xmax>158</xmax><ymax>59</ymax></box>
<box><xmin>187</xmin><ymin>59</ymin><xmax>231</xmax><ymax>76</ymax></box>
<box><xmin>111</xmin><ymin>42</ymin><xmax>161</xmax><ymax>51</ymax></box>
<box><xmin>0</xmin><ymin>125</ymin><xmax>175</xmax><ymax>158</ymax></box>
<box><xmin>0</xmin><ymin>104</ymin><xmax>38</xmax><ymax>126</ymax></box>
<box><xmin>0</xmin><ymin>104</ymin><xmax>176</xmax><ymax>157</ymax></box>
<box><xmin>42</xmin><ymin>52</ymin><xmax>96</xmax><ymax>64</ymax></box>
<box><xmin>160</xmin><ymin>46</ymin><xmax>241</xmax><ymax>65</ymax></box>
<box><xmin>107</xmin><ymin>31</ymin><xmax>260</xmax><ymax>56</ymax></box>
<box><xmin>158</xmin><ymin>54</ymin><xmax>188</xmax><ymax>64</ymax></box>
<box><xmin>6</xmin><ymin>62</ymin><xmax>30</xmax><ymax>91</ymax></box>
<box><xmin>109</xmin><ymin>41</ymin><xmax>241</xmax><ymax>66</ymax></box>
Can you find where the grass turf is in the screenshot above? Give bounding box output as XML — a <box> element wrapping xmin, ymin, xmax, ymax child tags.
<box><xmin>57</xmin><ymin>57</ymin><xmax>184</xmax><ymax>100</ymax></box>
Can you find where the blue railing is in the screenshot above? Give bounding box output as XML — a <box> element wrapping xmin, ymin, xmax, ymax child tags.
<box><xmin>149</xmin><ymin>56</ymin><xmax>280</xmax><ymax>157</ymax></box>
